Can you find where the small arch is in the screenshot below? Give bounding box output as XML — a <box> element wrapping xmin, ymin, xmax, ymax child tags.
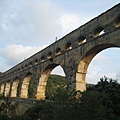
<box><xmin>11</xmin><ymin>78</ymin><xmax>19</xmax><ymax>97</ymax></box>
<box><xmin>35</xmin><ymin>59</ymin><xmax>38</xmax><ymax>65</ymax></box>
<box><xmin>18</xmin><ymin>68</ymin><xmax>20</xmax><ymax>72</ymax></box>
<box><xmin>41</xmin><ymin>56</ymin><xmax>45</xmax><ymax>62</ymax></box>
<box><xmin>94</xmin><ymin>27</ymin><xmax>105</xmax><ymax>37</ymax></box>
<box><xmin>47</xmin><ymin>52</ymin><xmax>52</xmax><ymax>59</ymax></box>
<box><xmin>21</xmin><ymin>66</ymin><xmax>24</xmax><ymax>71</ymax></box>
<box><xmin>65</xmin><ymin>42</ymin><xmax>72</xmax><ymax>50</ymax></box>
<box><xmin>29</xmin><ymin>62</ymin><xmax>32</xmax><ymax>67</ymax></box>
<box><xmin>5</xmin><ymin>82</ymin><xmax>10</xmax><ymax>96</ymax></box>
<box><xmin>116</xmin><ymin>16</ymin><xmax>120</xmax><ymax>27</ymax></box>
<box><xmin>78</xmin><ymin>36</ymin><xmax>86</xmax><ymax>45</ymax></box>
<box><xmin>15</xmin><ymin>70</ymin><xmax>17</xmax><ymax>73</ymax></box>
<box><xmin>21</xmin><ymin>72</ymin><xmax>32</xmax><ymax>98</ymax></box>
<box><xmin>56</xmin><ymin>47</ymin><xmax>61</xmax><ymax>55</ymax></box>
<box><xmin>25</xmin><ymin>64</ymin><xmax>27</xmax><ymax>69</ymax></box>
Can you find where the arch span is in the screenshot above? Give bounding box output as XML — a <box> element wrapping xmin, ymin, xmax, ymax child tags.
<box><xmin>21</xmin><ymin>72</ymin><xmax>32</xmax><ymax>98</ymax></box>
<box><xmin>11</xmin><ymin>78</ymin><xmax>19</xmax><ymax>97</ymax></box>
<box><xmin>76</xmin><ymin>43</ymin><xmax>119</xmax><ymax>91</ymax></box>
<box><xmin>5</xmin><ymin>82</ymin><xmax>10</xmax><ymax>96</ymax></box>
<box><xmin>36</xmin><ymin>64</ymin><xmax>65</xmax><ymax>100</ymax></box>
<box><xmin>0</xmin><ymin>84</ymin><xmax>4</xmax><ymax>94</ymax></box>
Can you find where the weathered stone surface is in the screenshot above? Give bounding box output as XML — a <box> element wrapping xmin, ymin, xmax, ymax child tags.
<box><xmin>0</xmin><ymin>3</ymin><xmax>120</xmax><ymax>100</ymax></box>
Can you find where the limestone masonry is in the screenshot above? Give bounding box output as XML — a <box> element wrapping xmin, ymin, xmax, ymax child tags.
<box><xmin>0</xmin><ymin>3</ymin><xmax>120</xmax><ymax>100</ymax></box>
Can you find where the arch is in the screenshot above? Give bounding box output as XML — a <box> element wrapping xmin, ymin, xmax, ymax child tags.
<box><xmin>78</xmin><ymin>36</ymin><xmax>86</xmax><ymax>45</ymax></box>
<box><xmin>21</xmin><ymin>66</ymin><xmax>24</xmax><ymax>71</ymax></box>
<box><xmin>65</xmin><ymin>42</ymin><xmax>72</xmax><ymax>50</ymax></box>
<box><xmin>35</xmin><ymin>59</ymin><xmax>38</xmax><ymax>65</ymax></box>
<box><xmin>29</xmin><ymin>62</ymin><xmax>32</xmax><ymax>67</ymax></box>
<box><xmin>18</xmin><ymin>68</ymin><xmax>20</xmax><ymax>72</ymax></box>
<box><xmin>76</xmin><ymin>44</ymin><xmax>119</xmax><ymax>91</ymax></box>
<box><xmin>94</xmin><ymin>27</ymin><xmax>105</xmax><ymax>37</ymax></box>
<box><xmin>21</xmin><ymin>72</ymin><xmax>32</xmax><ymax>98</ymax></box>
<box><xmin>56</xmin><ymin>47</ymin><xmax>61</xmax><ymax>55</ymax></box>
<box><xmin>5</xmin><ymin>82</ymin><xmax>10</xmax><ymax>96</ymax></box>
<box><xmin>25</xmin><ymin>64</ymin><xmax>27</xmax><ymax>69</ymax></box>
<box><xmin>0</xmin><ymin>84</ymin><xmax>4</xmax><ymax>94</ymax></box>
<box><xmin>47</xmin><ymin>52</ymin><xmax>52</xmax><ymax>58</ymax></box>
<box><xmin>11</xmin><ymin>78</ymin><xmax>19</xmax><ymax>97</ymax></box>
<box><xmin>86</xmin><ymin>48</ymin><xmax>120</xmax><ymax>84</ymax></box>
<box><xmin>41</xmin><ymin>56</ymin><xmax>45</xmax><ymax>62</ymax></box>
<box><xmin>36</xmin><ymin>64</ymin><xmax>65</xmax><ymax>100</ymax></box>
<box><xmin>116</xmin><ymin>16</ymin><xmax>120</xmax><ymax>27</ymax></box>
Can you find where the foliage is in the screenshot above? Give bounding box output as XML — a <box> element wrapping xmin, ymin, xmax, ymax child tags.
<box><xmin>46</xmin><ymin>74</ymin><xmax>66</xmax><ymax>99</ymax></box>
<box><xmin>26</xmin><ymin>76</ymin><xmax>120</xmax><ymax>120</ymax></box>
<box><xmin>28</xmin><ymin>76</ymin><xmax>34</xmax><ymax>98</ymax></box>
<box><xmin>88</xmin><ymin>76</ymin><xmax>120</xmax><ymax>120</ymax></box>
<box><xmin>0</xmin><ymin>93</ymin><xmax>25</xmax><ymax>120</ymax></box>
<box><xmin>0</xmin><ymin>75</ymin><xmax>120</xmax><ymax>120</ymax></box>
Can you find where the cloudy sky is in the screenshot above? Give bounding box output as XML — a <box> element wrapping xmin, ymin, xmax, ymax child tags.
<box><xmin>0</xmin><ymin>0</ymin><xmax>120</xmax><ymax>84</ymax></box>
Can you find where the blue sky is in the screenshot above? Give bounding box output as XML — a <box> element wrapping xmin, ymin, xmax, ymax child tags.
<box><xmin>0</xmin><ymin>0</ymin><xmax>120</xmax><ymax>84</ymax></box>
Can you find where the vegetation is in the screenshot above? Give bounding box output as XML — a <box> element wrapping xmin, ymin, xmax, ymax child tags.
<box><xmin>46</xmin><ymin>74</ymin><xmax>66</xmax><ymax>99</ymax></box>
<box><xmin>0</xmin><ymin>75</ymin><xmax>120</xmax><ymax>120</ymax></box>
<box><xmin>28</xmin><ymin>76</ymin><xmax>34</xmax><ymax>98</ymax></box>
<box><xmin>23</xmin><ymin>76</ymin><xmax>120</xmax><ymax>120</ymax></box>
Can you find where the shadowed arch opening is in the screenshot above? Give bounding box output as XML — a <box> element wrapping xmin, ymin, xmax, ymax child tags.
<box><xmin>11</xmin><ymin>78</ymin><xmax>19</xmax><ymax>97</ymax></box>
<box><xmin>36</xmin><ymin>64</ymin><xmax>66</xmax><ymax>100</ymax></box>
<box><xmin>41</xmin><ymin>56</ymin><xmax>45</xmax><ymax>62</ymax></box>
<box><xmin>76</xmin><ymin>44</ymin><xmax>119</xmax><ymax>91</ymax></box>
<box><xmin>56</xmin><ymin>47</ymin><xmax>61</xmax><ymax>55</ymax></box>
<box><xmin>29</xmin><ymin>62</ymin><xmax>32</xmax><ymax>67</ymax></box>
<box><xmin>5</xmin><ymin>81</ymin><xmax>10</xmax><ymax>96</ymax></box>
<box><xmin>65</xmin><ymin>42</ymin><xmax>72</xmax><ymax>50</ymax></box>
<box><xmin>0</xmin><ymin>84</ymin><xmax>4</xmax><ymax>94</ymax></box>
<box><xmin>78</xmin><ymin>36</ymin><xmax>86</xmax><ymax>45</ymax></box>
<box><xmin>21</xmin><ymin>72</ymin><xmax>32</xmax><ymax>98</ymax></box>
<box><xmin>94</xmin><ymin>27</ymin><xmax>105</xmax><ymax>37</ymax></box>
<box><xmin>116</xmin><ymin>16</ymin><xmax>120</xmax><ymax>27</ymax></box>
<box><xmin>47</xmin><ymin>52</ymin><xmax>52</xmax><ymax>58</ymax></box>
<box><xmin>35</xmin><ymin>59</ymin><xmax>38</xmax><ymax>65</ymax></box>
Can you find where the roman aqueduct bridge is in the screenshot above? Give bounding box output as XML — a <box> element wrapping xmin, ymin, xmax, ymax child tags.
<box><xmin>0</xmin><ymin>3</ymin><xmax>120</xmax><ymax>100</ymax></box>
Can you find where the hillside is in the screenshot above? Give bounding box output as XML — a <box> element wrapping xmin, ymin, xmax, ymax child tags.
<box><xmin>46</xmin><ymin>74</ymin><xmax>94</xmax><ymax>99</ymax></box>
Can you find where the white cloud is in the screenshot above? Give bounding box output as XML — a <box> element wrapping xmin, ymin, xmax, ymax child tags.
<box><xmin>0</xmin><ymin>44</ymin><xmax>47</xmax><ymax>71</ymax></box>
<box><xmin>60</xmin><ymin>14</ymin><xmax>80</xmax><ymax>33</ymax></box>
<box><xmin>0</xmin><ymin>0</ymin><xmax>62</xmax><ymax>46</ymax></box>
<box><xmin>59</xmin><ymin>14</ymin><xmax>88</xmax><ymax>36</ymax></box>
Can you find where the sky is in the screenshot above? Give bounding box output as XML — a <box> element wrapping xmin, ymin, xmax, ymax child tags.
<box><xmin>0</xmin><ymin>0</ymin><xmax>120</xmax><ymax>84</ymax></box>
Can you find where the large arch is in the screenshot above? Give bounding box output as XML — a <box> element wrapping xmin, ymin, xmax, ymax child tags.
<box><xmin>76</xmin><ymin>43</ymin><xmax>119</xmax><ymax>91</ymax></box>
<box><xmin>86</xmin><ymin>48</ymin><xmax>120</xmax><ymax>84</ymax></box>
<box><xmin>11</xmin><ymin>78</ymin><xmax>19</xmax><ymax>97</ymax></box>
<box><xmin>5</xmin><ymin>82</ymin><xmax>10</xmax><ymax>96</ymax></box>
<box><xmin>21</xmin><ymin>73</ymin><xmax>32</xmax><ymax>98</ymax></box>
<box><xmin>36</xmin><ymin>64</ymin><xmax>65</xmax><ymax>100</ymax></box>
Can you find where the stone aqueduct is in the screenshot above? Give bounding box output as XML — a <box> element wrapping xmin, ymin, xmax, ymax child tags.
<box><xmin>0</xmin><ymin>4</ymin><xmax>120</xmax><ymax>100</ymax></box>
